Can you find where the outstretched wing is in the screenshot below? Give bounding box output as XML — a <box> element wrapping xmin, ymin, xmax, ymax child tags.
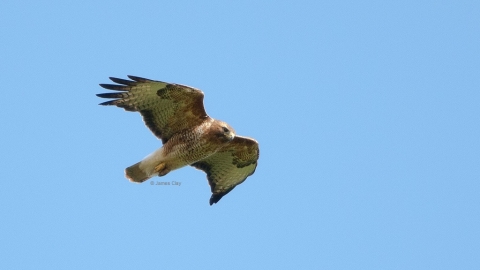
<box><xmin>191</xmin><ymin>136</ymin><xmax>259</xmax><ymax>205</ymax></box>
<box><xmin>97</xmin><ymin>75</ymin><xmax>208</xmax><ymax>143</ymax></box>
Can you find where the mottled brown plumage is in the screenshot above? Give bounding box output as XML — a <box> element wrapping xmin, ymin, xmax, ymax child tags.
<box><xmin>97</xmin><ymin>75</ymin><xmax>259</xmax><ymax>205</ymax></box>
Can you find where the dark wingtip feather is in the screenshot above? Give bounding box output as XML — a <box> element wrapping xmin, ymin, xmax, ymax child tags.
<box><xmin>98</xmin><ymin>100</ymin><xmax>118</xmax><ymax>106</ymax></box>
<box><xmin>99</xmin><ymin>83</ymin><xmax>129</xmax><ymax>91</ymax></box>
<box><xmin>209</xmin><ymin>194</ymin><xmax>223</xmax><ymax>205</ymax></box>
<box><xmin>127</xmin><ymin>75</ymin><xmax>151</xmax><ymax>82</ymax></box>
<box><xmin>96</xmin><ymin>92</ymin><xmax>127</xmax><ymax>99</ymax></box>
<box><xmin>209</xmin><ymin>188</ymin><xmax>235</xmax><ymax>205</ymax></box>
<box><xmin>109</xmin><ymin>77</ymin><xmax>136</xmax><ymax>86</ymax></box>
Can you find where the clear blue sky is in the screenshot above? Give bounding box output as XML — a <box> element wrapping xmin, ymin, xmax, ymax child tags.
<box><xmin>1</xmin><ymin>1</ymin><xmax>479</xmax><ymax>269</ymax></box>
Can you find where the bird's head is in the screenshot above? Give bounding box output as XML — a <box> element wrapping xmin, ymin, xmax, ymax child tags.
<box><xmin>213</xmin><ymin>120</ymin><xmax>235</xmax><ymax>143</ymax></box>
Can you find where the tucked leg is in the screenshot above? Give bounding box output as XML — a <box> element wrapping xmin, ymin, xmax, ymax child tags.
<box><xmin>154</xmin><ymin>162</ymin><xmax>171</xmax><ymax>176</ymax></box>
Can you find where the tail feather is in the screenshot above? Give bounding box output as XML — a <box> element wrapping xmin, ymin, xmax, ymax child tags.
<box><xmin>125</xmin><ymin>148</ymin><xmax>166</xmax><ymax>183</ymax></box>
<box><xmin>125</xmin><ymin>162</ymin><xmax>151</xmax><ymax>183</ymax></box>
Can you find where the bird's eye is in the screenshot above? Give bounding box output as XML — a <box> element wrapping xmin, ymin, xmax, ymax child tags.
<box><xmin>222</xmin><ymin>127</ymin><xmax>229</xmax><ymax>133</ymax></box>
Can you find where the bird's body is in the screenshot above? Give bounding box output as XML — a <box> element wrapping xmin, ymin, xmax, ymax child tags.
<box><xmin>97</xmin><ymin>75</ymin><xmax>259</xmax><ymax>205</ymax></box>
<box><xmin>126</xmin><ymin>118</ymin><xmax>234</xmax><ymax>182</ymax></box>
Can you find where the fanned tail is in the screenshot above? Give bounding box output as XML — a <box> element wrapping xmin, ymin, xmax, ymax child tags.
<box><xmin>125</xmin><ymin>162</ymin><xmax>151</xmax><ymax>183</ymax></box>
<box><xmin>125</xmin><ymin>147</ymin><xmax>167</xmax><ymax>183</ymax></box>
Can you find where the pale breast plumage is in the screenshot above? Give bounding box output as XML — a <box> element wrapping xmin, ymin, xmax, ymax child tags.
<box><xmin>97</xmin><ymin>75</ymin><xmax>259</xmax><ymax>205</ymax></box>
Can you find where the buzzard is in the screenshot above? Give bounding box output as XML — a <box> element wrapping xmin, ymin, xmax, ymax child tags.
<box><xmin>96</xmin><ymin>75</ymin><xmax>259</xmax><ymax>205</ymax></box>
